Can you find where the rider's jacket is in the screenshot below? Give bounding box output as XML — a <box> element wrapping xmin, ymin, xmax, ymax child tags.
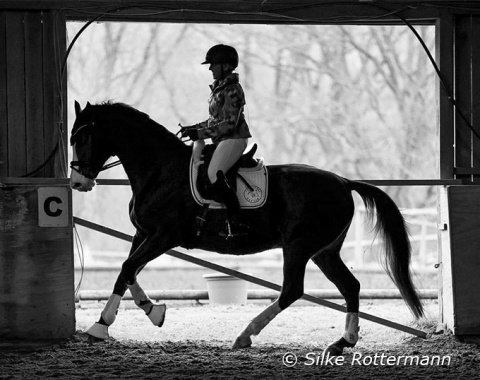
<box><xmin>196</xmin><ymin>73</ymin><xmax>251</xmax><ymax>145</ymax></box>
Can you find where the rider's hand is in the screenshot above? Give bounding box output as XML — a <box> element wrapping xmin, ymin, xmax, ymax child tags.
<box><xmin>179</xmin><ymin>125</ymin><xmax>199</xmax><ymax>142</ymax></box>
<box><xmin>185</xmin><ymin>128</ymin><xmax>199</xmax><ymax>142</ymax></box>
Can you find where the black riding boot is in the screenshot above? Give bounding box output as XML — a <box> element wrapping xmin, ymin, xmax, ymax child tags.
<box><xmin>211</xmin><ymin>171</ymin><xmax>249</xmax><ymax>238</ymax></box>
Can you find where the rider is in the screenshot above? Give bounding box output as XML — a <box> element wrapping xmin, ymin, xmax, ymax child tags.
<box><xmin>182</xmin><ymin>44</ymin><xmax>252</xmax><ymax>237</ymax></box>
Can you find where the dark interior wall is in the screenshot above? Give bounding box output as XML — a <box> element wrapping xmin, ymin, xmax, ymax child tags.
<box><xmin>0</xmin><ymin>10</ymin><xmax>66</xmax><ymax>178</ymax></box>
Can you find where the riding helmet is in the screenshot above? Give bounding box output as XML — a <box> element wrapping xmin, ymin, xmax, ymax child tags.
<box><xmin>202</xmin><ymin>44</ymin><xmax>239</xmax><ymax>68</ymax></box>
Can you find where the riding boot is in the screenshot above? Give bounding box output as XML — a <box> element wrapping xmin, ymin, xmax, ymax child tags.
<box><xmin>211</xmin><ymin>171</ymin><xmax>249</xmax><ymax>238</ymax></box>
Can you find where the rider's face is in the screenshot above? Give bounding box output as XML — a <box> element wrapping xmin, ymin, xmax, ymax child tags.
<box><xmin>209</xmin><ymin>63</ymin><xmax>223</xmax><ymax>80</ymax></box>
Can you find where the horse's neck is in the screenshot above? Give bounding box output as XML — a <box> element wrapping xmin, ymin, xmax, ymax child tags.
<box><xmin>113</xmin><ymin>121</ymin><xmax>190</xmax><ymax>194</ymax></box>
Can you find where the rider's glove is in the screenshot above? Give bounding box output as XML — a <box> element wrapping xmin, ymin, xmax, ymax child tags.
<box><xmin>184</xmin><ymin>127</ymin><xmax>199</xmax><ymax>142</ymax></box>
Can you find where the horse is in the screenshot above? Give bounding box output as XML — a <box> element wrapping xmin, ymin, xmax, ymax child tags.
<box><xmin>70</xmin><ymin>100</ymin><xmax>424</xmax><ymax>355</ymax></box>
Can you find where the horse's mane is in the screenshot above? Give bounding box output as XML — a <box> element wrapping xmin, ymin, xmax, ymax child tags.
<box><xmin>82</xmin><ymin>101</ymin><xmax>187</xmax><ymax>150</ymax></box>
<box><xmin>72</xmin><ymin>100</ymin><xmax>188</xmax><ymax>154</ymax></box>
<box><xmin>96</xmin><ymin>101</ymin><xmax>151</xmax><ymax>123</ymax></box>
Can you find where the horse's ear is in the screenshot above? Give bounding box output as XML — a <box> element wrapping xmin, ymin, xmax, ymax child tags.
<box><xmin>74</xmin><ymin>100</ymin><xmax>82</xmax><ymax>116</ymax></box>
<box><xmin>86</xmin><ymin>101</ymin><xmax>92</xmax><ymax>108</ymax></box>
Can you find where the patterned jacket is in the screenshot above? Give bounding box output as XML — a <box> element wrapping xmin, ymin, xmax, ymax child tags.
<box><xmin>196</xmin><ymin>73</ymin><xmax>251</xmax><ymax>145</ymax></box>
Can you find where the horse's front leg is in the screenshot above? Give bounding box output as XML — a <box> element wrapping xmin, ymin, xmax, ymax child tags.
<box><xmin>120</xmin><ymin>230</ymin><xmax>177</xmax><ymax>323</ymax></box>
<box><xmin>86</xmin><ymin>227</ymin><xmax>176</xmax><ymax>341</ymax></box>
<box><xmin>86</xmin><ymin>280</ymin><xmax>166</xmax><ymax>342</ymax></box>
<box><xmin>128</xmin><ymin>281</ymin><xmax>166</xmax><ymax>327</ymax></box>
<box><xmin>120</xmin><ymin>231</ymin><xmax>171</xmax><ymax>286</ymax></box>
<box><xmin>86</xmin><ymin>292</ymin><xmax>123</xmax><ymax>341</ymax></box>
<box><xmin>85</xmin><ymin>233</ymin><xmax>148</xmax><ymax>341</ymax></box>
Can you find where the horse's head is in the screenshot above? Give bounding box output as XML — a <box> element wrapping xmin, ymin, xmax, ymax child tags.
<box><xmin>70</xmin><ymin>101</ymin><xmax>112</xmax><ymax>192</ymax></box>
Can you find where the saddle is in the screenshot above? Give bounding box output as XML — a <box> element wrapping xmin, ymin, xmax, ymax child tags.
<box><xmin>190</xmin><ymin>143</ymin><xmax>268</xmax><ymax>209</ymax></box>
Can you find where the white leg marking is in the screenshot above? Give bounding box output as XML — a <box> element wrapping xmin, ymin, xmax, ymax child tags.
<box><xmin>85</xmin><ymin>294</ymin><xmax>122</xmax><ymax>340</ymax></box>
<box><xmin>342</xmin><ymin>312</ymin><xmax>360</xmax><ymax>344</ymax></box>
<box><xmin>128</xmin><ymin>281</ymin><xmax>166</xmax><ymax>326</ymax></box>
<box><xmin>101</xmin><ymin>294</ymin><xmax>122</xmax><ymax>325</ymax></box>
<box><xmin>233</xmin><ymin>300</ymin><xmax>282</xmax><ymax>348</ymax></box>
<box><xmin>128</xmin><ymin>281</ymin><xmax>150</xmax><ymax>308</ymax></box>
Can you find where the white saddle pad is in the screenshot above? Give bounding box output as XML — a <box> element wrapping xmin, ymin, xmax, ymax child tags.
<box><xmin>190</xmin><ymin>157</ymin><xmax>268</xmax><ymax>209</ymax></box>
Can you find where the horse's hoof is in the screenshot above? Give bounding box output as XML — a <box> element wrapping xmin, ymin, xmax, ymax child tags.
<box><xmin>87</xmin><ymin>334</ymin><xmax>105</xmax><ymax>345</ymax></box>
<box><xmin>325</xmin><ymin>337</ymin><xmax>356</xmax><ymax>356</ymax></box>
<box><xmin>85</xmin><ymin>322</ymin><xmax>109</xmax><ymax>341</ymax></box>
<box><xmin>147</xmin><ymin>304</ymin><xmax>167</xmax><ymax>327</ymax></box>
<box><xmin>232</xmin><ymin>335</ymin><xmax>252</xmax><ymax>349</ymax></box>
<box><xmin>325</xmin><ymin>343</ymin><xmax>343</xmax><ymax>356</ymax></box>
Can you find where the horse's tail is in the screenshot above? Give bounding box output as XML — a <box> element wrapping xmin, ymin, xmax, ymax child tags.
<box><xmin>347</xmin><ymin>179</ymin><xmax>424</xmax><ymax>319</ymax></box>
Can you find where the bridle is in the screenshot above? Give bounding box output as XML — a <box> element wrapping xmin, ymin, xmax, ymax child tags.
<box><xmin>70</xmin><ymin>121</ymin><xmax>121</xmax><ymax>179</ymax></box>
<box><xmin>70</xmin><ymin>159</ymin><xmax>122</xmax><ymax>179</ymax></box>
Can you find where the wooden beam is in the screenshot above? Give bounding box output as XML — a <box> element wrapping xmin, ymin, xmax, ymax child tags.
<box><xmin>5</xmin><ymin>12</ymin><xmax>27</xmax><ymax>177</ymax></box>
<box><xmin>444</xmin><ymin>186</ymin><xmax>480</xmax><ymax>335</ymax></box>
<box><xmin>436</xmin><ymin>13</ymin><xmax>455</xmax><ymax>180</ymax></box>
<box><xmin>0</xmin><ymin>12</ymin><xmax>7</xmax><ymax>177</ymax></box>
<box><xmin>0</xmin><ymin>177</ymin><xmax>70</xmax><ymax>186</ymax></box>
<box><xmin>454</xmin><ymin>16</ymin><xmax>473</xmax><ymax>180</ymax></box>
<box><xmin>25</xmin><ymin>11</ymin><xmax>45</xmax><ymax>177</ymax></box>
<box><xmin>472</xmin><ymin>16</ymin><xmax>480</xmax><ymax>184</ymax></box>
<box><xmin>455</xmin><ymin>167</ymin><xmax>480</xmax><ymax>176</ymax></box>
<box><xmin>0</xmin><ymin>0</ymin><xmax>479</xmax><ymax>8</ymax></box>
<box><xmin>2</xmin><ymin>1</ymin><xmax>474</xmax><ymax>23</ymax></box>
<box><xmin>43</xmin><ymin>11</ymin><xmax>67</xmax><ymax>178</ymax></box>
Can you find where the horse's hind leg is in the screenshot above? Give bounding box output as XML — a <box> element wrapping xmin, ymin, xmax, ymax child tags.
<box><xmin>233</xmin><ymin>250</ymin><xmax>310</xmax><ymax>349</ymax></box>
<box><xmin>311</xmin><ymin>247</ymin><xmax>361</xmax><ymax>356</ymax></box>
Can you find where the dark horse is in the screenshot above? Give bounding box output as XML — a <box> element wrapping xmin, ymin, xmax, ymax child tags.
<box><xmin>70</xmin><ymin>101</ymin><xmax>423</xmax><ymax>354</ymax></box>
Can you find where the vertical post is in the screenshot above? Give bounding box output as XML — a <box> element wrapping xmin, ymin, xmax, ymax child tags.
<box><xmin>0</xmin><ymin>12</ymin><xmax>7</xmax><ymax>177</ymax></box>
<box><xmin>436</xmin><ymin>12</ymin><xmax>455</xmax><ymax>330</ymax></box>
<box><xmin>354</xmin><ymin>208</ymin><xmax>364</xmax><ymax>268</ymax></box>
<box><xmin>436</xmin><ymin>13</ymin><xmax>455</xmax><ymax>181</ymax></box>
<box><xmin>454</xmin><ymin>16</ymin><xmax>473</xmax><ymax>182</ymax></box>
<box><xmin>43</xmin><ymin>10</ymin><xmax>68</xmax><ymax>178</ymax></box>
<box><xmin>419</xmin><ymin>220</ymin><xmax>428</xmax><ymax>267</ymax></box>
<box><xmin>25</xmin><ymin>11</ymin><xmax>46</xmax><ymax>177</ymax></box>
<box><xmin>5</xmin><ymin>12</ymin><xmax>27</xmax><ymax>176</ymax></box>
<box><xmin>471</xmin><ymin>16</ymin><xmax>480</xmax><ymax>184</ymax></box>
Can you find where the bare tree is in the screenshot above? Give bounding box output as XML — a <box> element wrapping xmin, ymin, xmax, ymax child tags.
<box><xmin>67</xmin><ymin>22</ymin><xmax>437</xmax><ymax>251</ymax></box>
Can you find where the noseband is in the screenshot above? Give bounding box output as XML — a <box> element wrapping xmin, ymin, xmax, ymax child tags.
<box><xmin>70</xmin><ymin>122</ymin><xmax>121</xmax><ymax>179</ymax></box>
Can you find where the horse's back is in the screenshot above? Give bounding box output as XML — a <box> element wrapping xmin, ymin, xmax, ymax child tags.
<box><xmin>266</xmin><ymin>164</ymin><xmax>355</xmax><ymax>243</ymax></box>
<box><xmin>267</xmin><ymin>163</ymin><xmax>351</xmax><ymax>200</ymax></box>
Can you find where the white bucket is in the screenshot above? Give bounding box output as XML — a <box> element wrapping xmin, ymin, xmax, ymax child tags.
<box><xmin>203</xmin><ymin>274</ymin><xmax>248</xmax><ymax>305</ymax></box>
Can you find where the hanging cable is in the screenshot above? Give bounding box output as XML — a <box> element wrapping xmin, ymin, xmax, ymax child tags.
<box><xmin>371</xmin><ymin>4</ymin><xmax>480</xmax><ymax>142</ymax></box>
<box><xmin>73</xmin><ymin>224</ymin><xmax>85</xmax><ymax>296</ymax></box>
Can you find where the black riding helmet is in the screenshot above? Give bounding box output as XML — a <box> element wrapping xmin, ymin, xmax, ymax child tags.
<box><xmin>202</xmin><ymin>44</ymin><xmax>239</xmax><ymax>68</ymax></box>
